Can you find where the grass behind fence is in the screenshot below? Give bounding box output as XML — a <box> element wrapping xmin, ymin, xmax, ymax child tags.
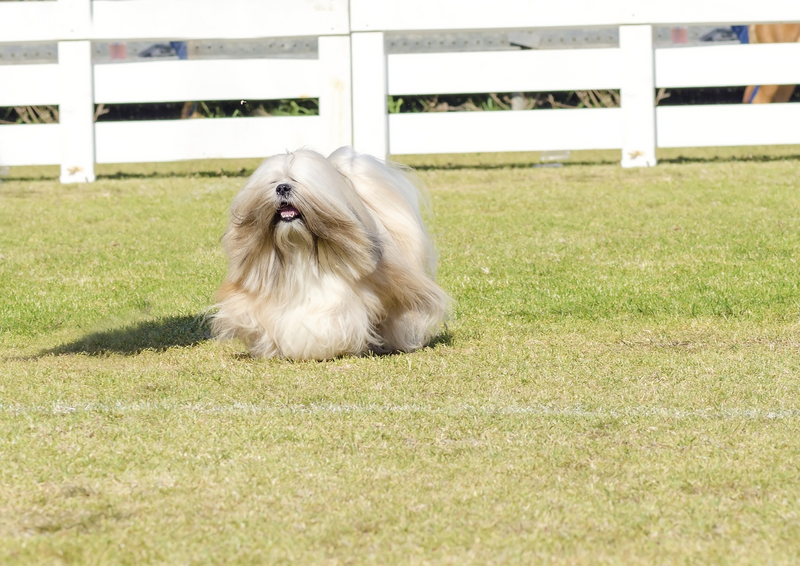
<box><xmin>2</xmin><ymin>149</ymin><xmax>800</xmax><ymax>564</ymax></box>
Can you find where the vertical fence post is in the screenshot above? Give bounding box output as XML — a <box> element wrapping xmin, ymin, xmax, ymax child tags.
<box><xmin>351</xmin><ymin>31</ymin><xmax>388</xmax><ymax>159</ymax></box>
<box><xmin>318</xmin><ymin>35</ymin><xmax>353</xmax><ymax>156</ymax></box>
<box><xmin>619</xmin><ymin>25</ymin><xmax>656</xmax><ymax>168</ymax></box>
<box><xmin>58</xmin><ymin>0</ymin><xmax>95</xmax><ymax>183</ymax></box>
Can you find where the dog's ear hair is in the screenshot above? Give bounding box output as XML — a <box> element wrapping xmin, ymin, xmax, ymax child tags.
<box><xmin>221</xmin><ymin>169</ymin><xmax>285</xmax><ymax>291</ymax></box>
<box><xmin>222</xmin><ymin>219</ymin><xmax>280</xmax><ymax>291</ymax></box>
<box><xmin>315</xmin><ymin>227</ymin><xmax>383</xmax><ymax>280</ymax></box>
<box><xmin>283</xmin><ymin>149</ymin><xmax>384</xmax><ymax>280</ymax></box>
<box><xmin>302</xmin><ymin>188</ymin><xmax>383</xmax><ymax>279</ymax></box>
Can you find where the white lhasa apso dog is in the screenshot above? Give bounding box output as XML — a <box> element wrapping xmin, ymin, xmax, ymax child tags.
<box><xmin>211</xmin><ymin>147</ymin><xmax>450</xmax><ymax>360</ymax></box>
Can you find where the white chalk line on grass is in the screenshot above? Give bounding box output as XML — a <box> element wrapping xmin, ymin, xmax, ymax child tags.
<box><xmin>1</xmin><ymin>402</ymin><xmax>800</xmax><ymax>420</ymax></box>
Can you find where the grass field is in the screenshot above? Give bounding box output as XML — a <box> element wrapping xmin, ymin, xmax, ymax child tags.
<box><xmin>2</xmin><ymin>147</ymin><xmax>800</xmax><ymax>564</ymax></box>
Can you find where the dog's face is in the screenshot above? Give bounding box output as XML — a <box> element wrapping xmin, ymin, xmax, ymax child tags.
<box><xmin>224</xmin><ymin>150</ymin><xmax>383</xmax><ymax>292</ymax></box>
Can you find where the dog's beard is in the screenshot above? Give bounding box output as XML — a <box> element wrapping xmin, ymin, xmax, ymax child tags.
<box><xmin>272</xmin><ymin>216</ymin><xmax>315</xmax><ymax>259</ymax></box>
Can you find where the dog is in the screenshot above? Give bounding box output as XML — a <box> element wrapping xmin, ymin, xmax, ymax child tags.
<box><xmin>210</xmin><ymin>147</ymin><xmax>450</xmax><ymax>360</ymax></box>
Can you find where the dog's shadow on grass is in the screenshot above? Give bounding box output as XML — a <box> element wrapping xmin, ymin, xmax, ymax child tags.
<box><xmin>367</xmin><ymin>330</ymin><xmax>453</xmax><ymax>358</ymax></box>
<box><xmin>41</xmin><ymin>318</ymin><xmax>451</xmax><ymax>359</ymax></box>
<box><xmin>426</xmin><ymin>331</ymin><xmax>453</xmax><ymax>349</ymax></box>
<box><xmin>42</xmin><ymin>314</ymin><xmax>211</xmax><ymax>357</ymax></box>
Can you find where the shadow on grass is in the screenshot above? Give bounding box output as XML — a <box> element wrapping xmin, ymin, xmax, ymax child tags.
<box><xmin>2</xmin><ymin>169</ymin><xmax>254</xmax><ymax>183</ymax></box>
<box><xmin>366</xmin><ymin>330</ymin><xmax>453</xmax><ymax>358</ymax></box>
<box><xmin>96</xmin><ymin>169</ymin><xmax>255</xmax><ymax>181</ymax></box>
<box><xmin>39</xmin><ymin>316</ymin><xmax>449</xmax><ymax>359</ymax></box>
<box><xmin>658</xmin><ymin>153</ymin><xmax>800</xmax><ymax>165</ymax></box>
<box><xmin>408</xmin><ymin>153</ymin><xmax>800</xmax><ymax>171</ymax></box>
<box><xmin>42</xmin><ymin>314</ymin><xmax>211</xmax><ymax>356</ymax></box>
<box><xmin>8</xmin><ymin>153</ymin><xmax>800</xmax><ymax>182</ymax></box>
<box><xmin>426</xmin><ymin>330</ymin><xmax>453</xmax><ymax>349</ymax></box>
<box><xmin>408</xmin><ymin>161</ymin><xmax>614</xmax><ymax>171</ymax></box>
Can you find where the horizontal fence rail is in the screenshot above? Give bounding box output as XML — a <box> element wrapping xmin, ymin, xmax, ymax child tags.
<box><xmin>0</xmin><ymin>124</ymin><xmax>60</xmax><ymax>166</ymax></box>
<box><xmin>387</xmin><ymin>49</ymin><xmax>622</xmax><ymax>95</ymax></box>
<box><xmin>1</xmin><ymin>0</ymin><xmax>800</xmax><ymax>180</ymax></box>
<box><xmin>94</xmin><ymin>59</ymin><xmax>320</xmax><ymax>104</ymax></box>
<box><xmin>389</xmin><ymin>109</ymin><xmax>622</xmax><ymax>155</ymax></box>
<box><xmin>655</xmin><ymin>43</ymin><xmax>800</xmax><ymax>87</ymax></box>
<box><xmin>0</xmin><ymin>0</ymin><xmax>349</xmax><ymax>43</ymax></box>
<box><xmin>349</xmin><ymin>0</ymin><xmax>800</xmax><ymax>32</ymax></box>
<box><xmin>95</xmin><ymin>117</ymin><xmax>322</xmax><ymax>163</ymax></box>
<box><xmin>657</xmin><ymin>104</ymin><xmax>800</xmax><ymax>148</ymax></box>
<box><xmin>0</xmin><ymin>64</ymin><xmax>60</xmax><ymax>106</ymax></box>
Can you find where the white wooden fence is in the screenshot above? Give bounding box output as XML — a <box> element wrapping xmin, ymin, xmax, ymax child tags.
<box><xmin>1</xmin><ymin>0</ymin><xmax>800</xmax><ymax>182</ymax></box>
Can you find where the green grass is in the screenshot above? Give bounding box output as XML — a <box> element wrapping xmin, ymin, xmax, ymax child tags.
<box><xmin>2</xmin><ymin>147</ymin><xmax>800</xmax><ymax>564</ymax></box>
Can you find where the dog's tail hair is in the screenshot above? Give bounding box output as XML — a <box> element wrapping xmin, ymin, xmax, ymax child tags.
<box><xmin>328</xmin><ymin>146</ymin><xmax>438</xmax><ymax>276</ymax></box>
<box><xmin>328</xmin><ymin>146</ymin><xmax>432</xmax><ymax>222</ymax></box>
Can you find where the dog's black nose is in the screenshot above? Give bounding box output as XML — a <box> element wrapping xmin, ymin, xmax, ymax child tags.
<box><xmin>276</xmin><ymin>183</ymin><xmax>292</xmax><ymax>197</ymax></box>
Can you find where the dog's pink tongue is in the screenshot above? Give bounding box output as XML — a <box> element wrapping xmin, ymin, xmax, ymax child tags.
<box><xmin>279</xmin><ymin>206</ymin><xmax>299</xmax><ymax>219</ymax></box>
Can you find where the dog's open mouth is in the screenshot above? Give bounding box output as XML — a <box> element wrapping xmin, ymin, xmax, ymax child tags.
<box><xmin>277</xmin><ymin>204</ymin><xmax>301</xmax><ymax>222</ymax></box>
